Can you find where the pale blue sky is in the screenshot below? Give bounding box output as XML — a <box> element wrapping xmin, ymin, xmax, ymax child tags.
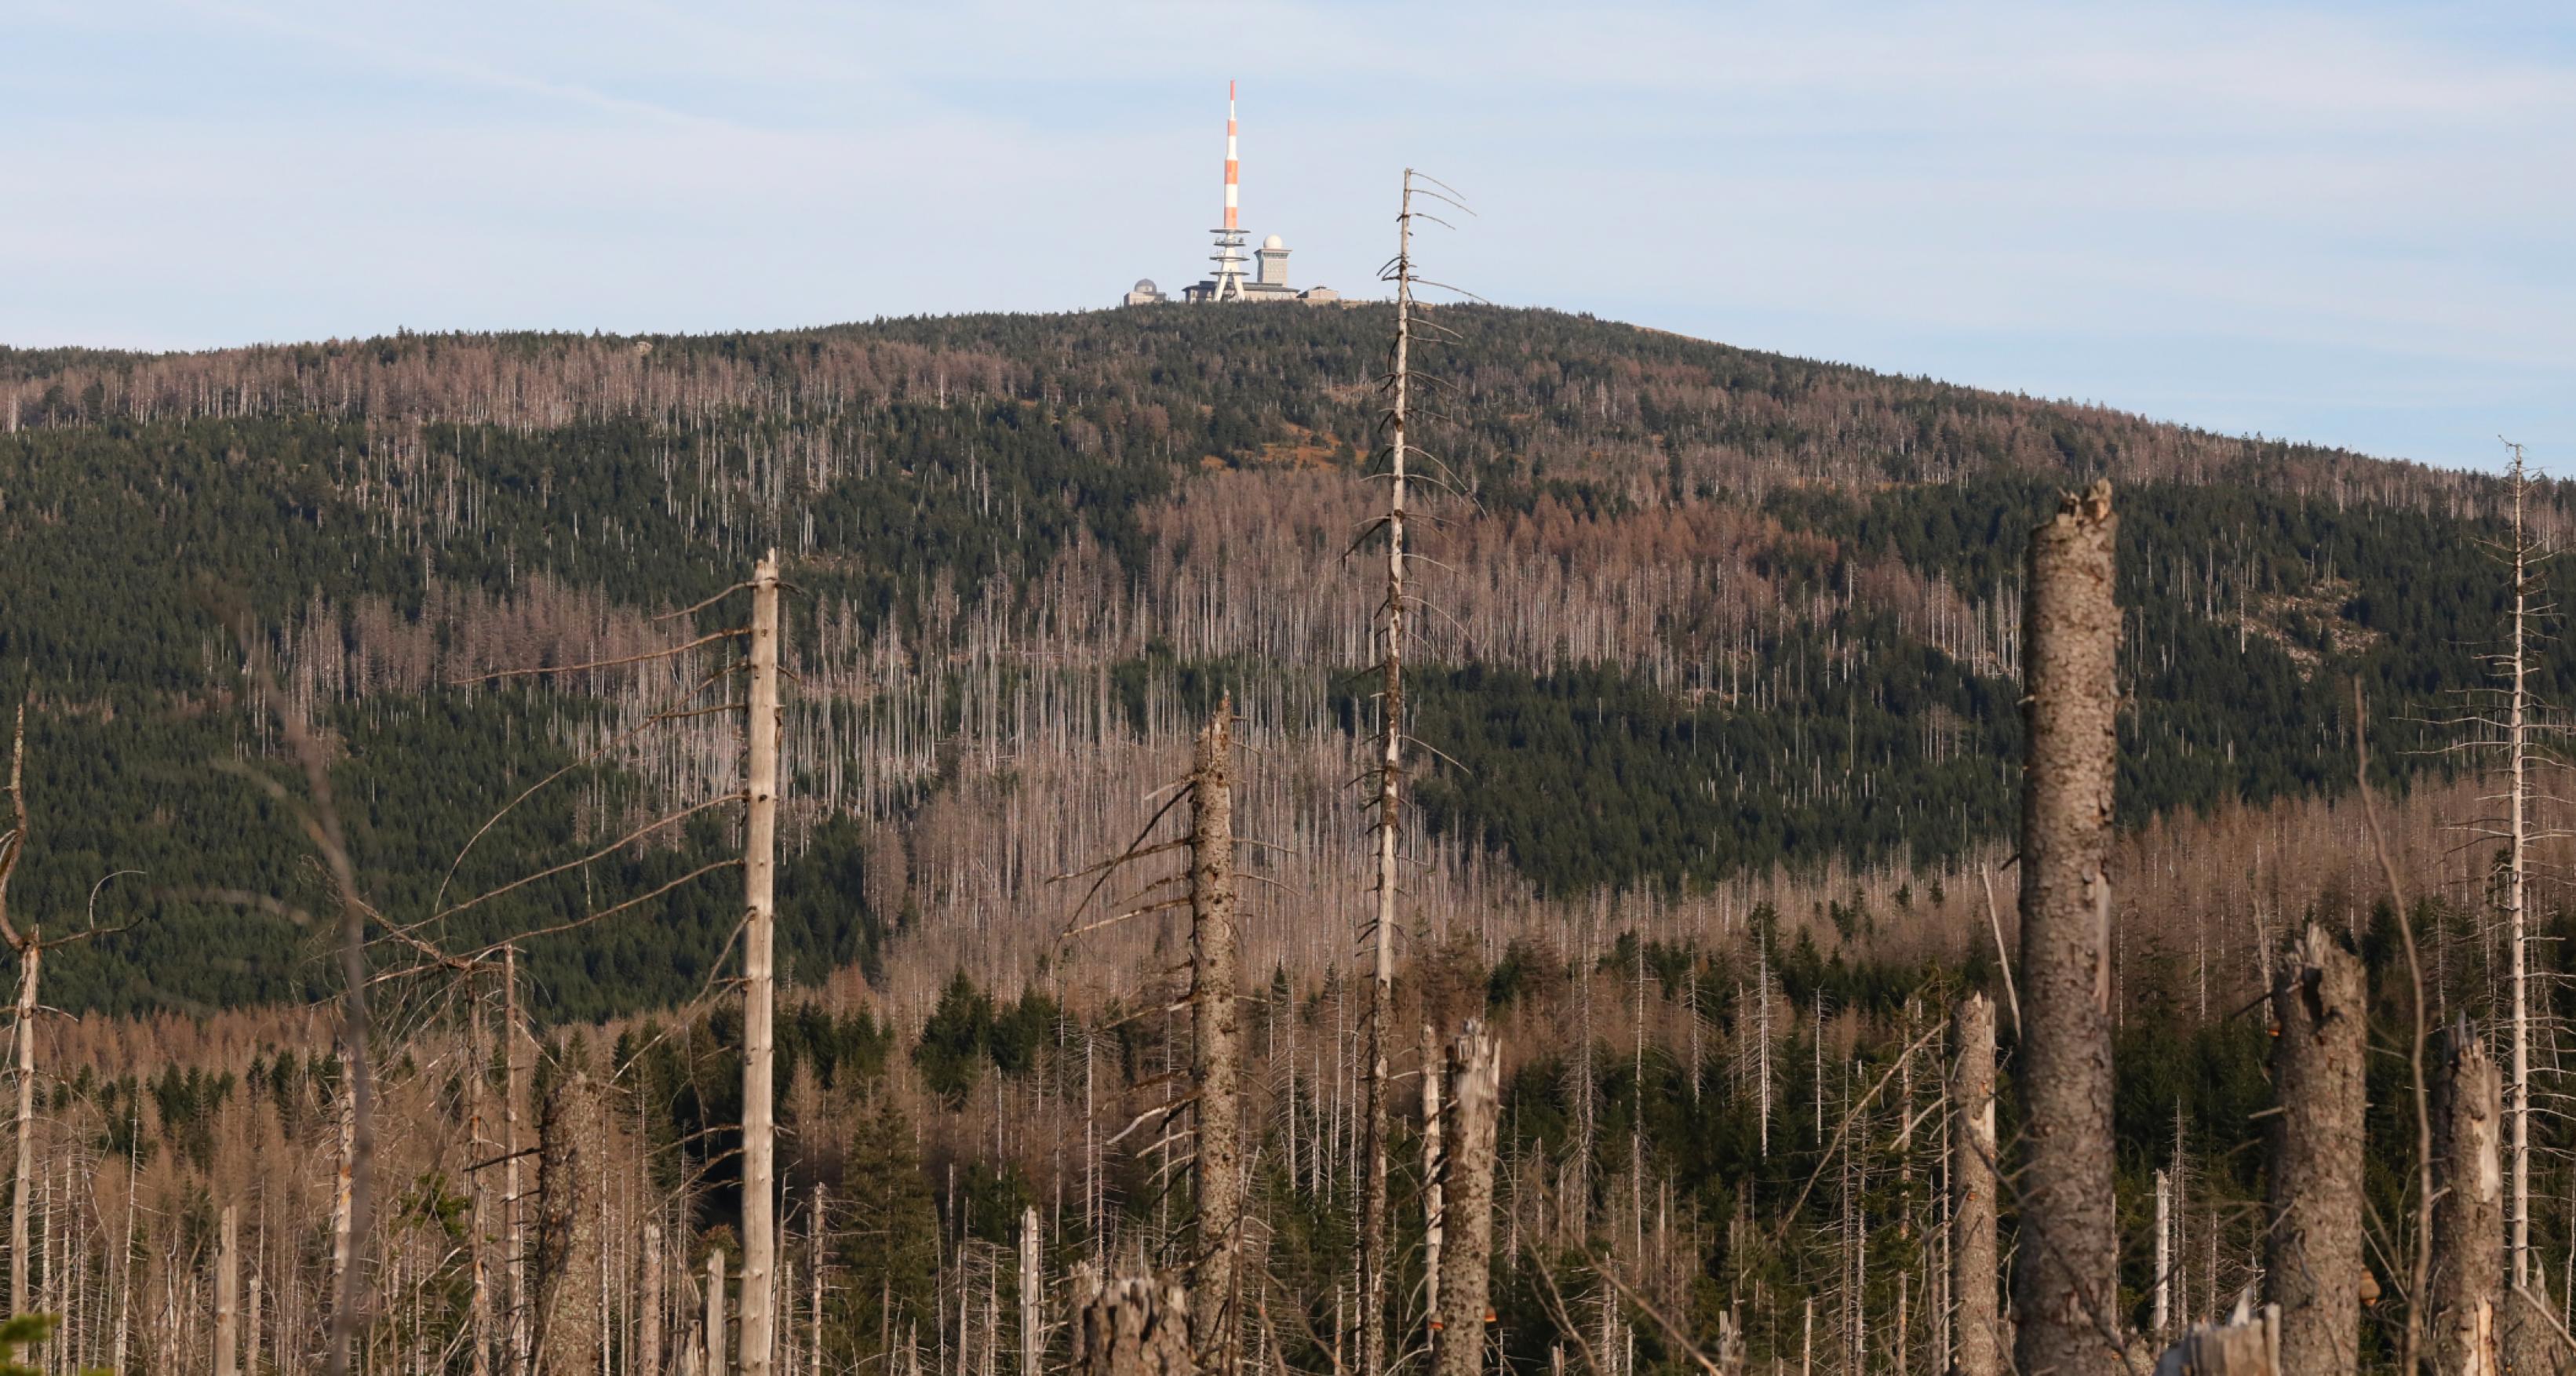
<box><xmin>6</xmin><ymin>2</ymin><xmax>2568</xmax><ymax>470</ymax></box>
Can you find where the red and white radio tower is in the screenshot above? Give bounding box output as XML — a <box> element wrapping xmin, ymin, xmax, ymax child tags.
<box><xmin>1208</xmin><ymin>80</ymin><xmax>1249</xmax><ymax>300</ymax></box>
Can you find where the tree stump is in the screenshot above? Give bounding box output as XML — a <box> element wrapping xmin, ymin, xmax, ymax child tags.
<box><xmin>1073</xmin><ymin>1265</ymin><xmax>1194</xmax><ymax>1376</ymax></box>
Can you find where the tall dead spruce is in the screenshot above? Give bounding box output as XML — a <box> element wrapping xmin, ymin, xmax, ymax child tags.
<box><xmin>1189</xmin><ymin>700</ymin><xmax>1242</xmax><ymax>1371</ymax></box>
<box><xmin>742</xmin><ymin>550</ymin><xmax>785</xmax><ymax>1376</ymax></box>
<box><xmin>1357</xmin><ymin>167</ymin><xmax>1423</xmax><ymax>1376</ymax></box>
<box><xmin>2263</xmin><ymin>925</ymin><xmax>2366</xmax><ymax>1373</ymax></box>
<box><xmin>2011</xmin><ymin>479</ymin><xmax>2126</xmax><ymax>1373</ymax></box>
<box><xmin>2432</xmin><ymin>1019</ymin><xmax>2503</xmax><ymax>1376</ymax></box>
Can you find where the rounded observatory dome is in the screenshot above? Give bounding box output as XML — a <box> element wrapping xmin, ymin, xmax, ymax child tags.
<box><xmin>1262</xmin><ymin>235</ymin><xmax>1285</xmax><ymax>250</ymax></box>
<box><xmin>1133</xmin><ymin>278</ymin><xmax>1158</xmax><ymax>293</ymax></box>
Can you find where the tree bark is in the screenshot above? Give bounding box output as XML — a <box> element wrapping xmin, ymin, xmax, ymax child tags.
<box><xmin>1360</xmin><ymin>169</ymin><xmax>1421</xmax><ymax>1376</ymax></box>
<box><xmin>216</xmin><ymin>1203</ymin><xmax>241</xmax><ymax>1376</ymax></box>
<box><xmin>1952</xmin><ymin>992</ymin><xmax>2000</xmax><ymax>1376</ymax></box>
<box><xmin>2150</xmin><ymin>1305</ymin><xmax>2279</xmax><ymax>1375</ymax></box>
<box><xmin>1435</xmin><ymin>1023</ymin><xmax>1499</xmax><ymax>1376</ymax></box>
<box><xmin>708</xmin><ymin>1250</ymin><xmax>728</xmax><ymax>1376</ymax></box>
<box><xmin>1073</xmin><ymin>1266</ymin><xmax>1193</xmax><ymax>1376</ymax></box>
<box><xmin>1188</xmin><ymin>701</ymin><xmax>1241</xmax><ymax>1371</ymax></box>
<box><xmin>2011</xmin><ymin>480</ymin><xmax>2126</xmax><ymax>1375</ymax></box>
<box><xmin>8</xmin><ymin>934</ymin><xmax>33</xmax><ymax>1322</ymax></box>
<box><xmin>742</xmin><ymin>551</ymin><xmax>783</xmax><ymax>1376</ymax></box>
<box><xmin>2264</xmin><ymin>925</ymin><xmax>2365</xmax><ymax>1374</ymax></box>
<box><xmin>2432</xmin><ymin>1020</ymin><xmax>2502</xmax><ymax>1376</ymax></box>
<box><xmin>643</xmin><ymin>1221</ymin><xmax>665</xmax><ymax>1376</ymax></box>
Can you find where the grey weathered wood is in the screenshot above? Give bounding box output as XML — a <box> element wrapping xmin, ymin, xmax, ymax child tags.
<box><xmin>1435</xmin><ymin>1023</ymin><xmax>1499</xmax><ymax>1376</ymax></box>
<box><xmin>2152</xmin><ymin>1303</ymin><xmax>2279</xmax><ymax>1375</ymax></box>
<box><xmin>2432</xmin><ymin>1020</ymin><xmax>2501</xmax><ymax>1376</ymax></box>
<box><xmin>1073</xmin><ymin>1265</ymin><xmax>1194</xmax><ymax>1376</ymax></box>
<box><xmin>742</xmin><ymin>552</ymin><xmax>783</xmax><ymax>1376</ymax></box>
<box><xmin>1951</xmin><ymin>992</ymin><xmax>2000</xmax><ymax>1376</ymax></box>
<box><xmin>1188</xmin><ymin>702</ymin><xmax>1241</xmax><ymax>1371</ymax></box>
<box><xmin>2264</xmin><ymin>925</ymin><xmax>2366</xmax><ymax>1373</ymax></box>
<box><xmin>2010</xmin><ymin>480</ymin><xmax>2126</xmax><ymax>1375</ymax></box>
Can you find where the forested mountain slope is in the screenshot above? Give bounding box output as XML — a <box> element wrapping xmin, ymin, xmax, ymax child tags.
<box><xmin>0</xmin><ymin>307</ymin><xmax>2551</xmax><ymax>1018</ymax></box>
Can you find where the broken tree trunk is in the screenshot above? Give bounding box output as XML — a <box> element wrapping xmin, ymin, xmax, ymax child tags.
<box><xmin>2011</xmin><ymin>480</ymin><xmax>2126</xmax><ymax>1375</ymax></box>
<box><xmin>708</xmin><ymin>1250</ymin><xmax>728</xmax><ymax>1376</ymax></box>
<box><xmin>2152</xmin><ymin>1303</ymin><xmax>2280</xmax><ymax>1375</ymax></box>
<box><xmin>1189</xmin><ymin>701</ymin><xmax>1241</xmax><ymax>1372</ymax></box>
<box><xmin>742</xmin><ymin>551</ymin><xmax>783</xmax><ymax>1376</ymax></box>
<box><xmin>1073</xmin><ymin>1266</ymin><xmax>1194</xmax><ymax>1376</ymax></box>
<box><xmin>1951</xmin><ymin>992</ymin><xmax>2000</xmax><ymax>1376</ymax></box>
<box><xmin>2432</xmin><ymin>1019</ymin><xmax>2502</xmax><ymax>1376</ymax></box>
<box><xmin>2264</xmin><ymin>925</ymin><xmax>2366</xmax><ymax>1374</ymax></box>
<box><xmin>1435</xmin><ymin>1023</ymin><xmax>1499</xmax><ymax>1376</ymax></box>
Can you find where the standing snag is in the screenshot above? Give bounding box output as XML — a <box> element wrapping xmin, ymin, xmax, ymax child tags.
<box><xmin>2263</xmin><ymin>925</ymin><xmax>2366</xmax><ymax>1373</ymax></box>
<box><xmin>1435</xmin><ymin>1023</ymin><xmax>1499</xmax><ymax>1376</ymax></box>
<box><xmin>741</xmin><ymin>551</ymin><xmax>785</xmax><ymax>1376</ymax></box>
<box><xmin>1951</xmin><ymin>992</ymin><xmax>2000</xmax><ymax>1376</ymax></box>
<box><xmin>2011</xmin><ymin>479</ymin><xmax>2126</xmax><ymax>1374</ymax></box>
<box><xmin>1073</xmin><ymin>1265</ymin><xmax>1195</xmax><ymax>1376</ymax></box>
<box><xmin>2432</xmin><ymin>1019</ymin><xmax>2502</xmax><ymax>1376</ymax></box>
<box><xmin>1188</xmin><ymin>700</ymin><xmax>1241</xmax><ymax>1371</ymax></box>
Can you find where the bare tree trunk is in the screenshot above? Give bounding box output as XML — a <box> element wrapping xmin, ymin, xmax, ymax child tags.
<box><xmin>1359</xmin><ymin>169</ymin><xmax>1424</xmax><ymax>1376</ymax></box>
<box><xmin>2011</xmin><ymin>480</ymin><xmax>2126</xmax><ymax>1374</ymax></box>
<box><xmin>1189</xmin><ymin>701</ymin><xmax>1241</xmax><ymax>1371</ymax></box>
<box><xmin>249</xmin><ymin>1266</ymin><xmax>264</xmax><ymax>1376</ymax></box>
<box><xmin>2153</xmin><ymin>1170</ymin><xmax>2171</xmax><ymax>1343</ymax></box>
<box><xmin>1954</xmin><ymin>991</ymin><xmax>2001</xmax><ymax>1376</ymax></box>
<box><xmin>708</xmin><ymin>1250</ymin><xmax>728</xmax><ymax>1376</ymax></box>
<box><xmin>1421</xmin><ymin>1022</ymin><xmax>1443</xmax><ymax>1350</ymax></box>
<box><xmin>217</xmin><ymin>1203</ymin><xmax>241</xmax><ymax>1376</ymax></box>
<box><xmin>7</xmin><ymin>934</ymin><xmax>33</xmax><ymax>1321</ymax></box>
<box><xmin>2432</xmin><ymin>1021</ymin><xmax>2502</xmax><ymax>1376</ymax></box>
<box><xmin>473</xmin><ymin>971</ymin><xmax>496</xmax><ymax>1376</ymax></box>
<box><xmin>2262</xmin><ymin>925</ymin><xmax>2365</xmax><ymax>1373</ymax></box>
<box><xmin>1435</xmin><ymin>1024</ymin><xmax>1498</xmax><ymax>1376</ymax></box>
<box><xmin>643</xmin><ymin>1221</ymin><xmax>665</xmax><ymax>1376</ymax></box>
<box><xmin>330</xmin><ymin>1029</ymin><xmax>359</xmax><ymax>1334</ymax></box>
<box><xmin>2151</xmin><ymin>1305</ymin><xmax>2279</xmax><ymax>1376</ymax></box>
<box><xmin>508</xmin><ymin>945</ymin><xmax>529</xmax><ymax>1376</ymax></box>
<box><xmin>1072</xmin><ymin>1267</ymin><xmax>1193</xmax><ymax>1376</ymax></box>
<box><xmin>2502</xmin><ymin>446</ymin><xmax>2536</xmax><ymax>1303</ymax></box>
<box><xmin>743</xmin><ymin>551</ymin><xmax>783</xmax><ymax>1376</ymax></box>
<box><xmin>0</xmin><ymin>704</ymin><xmax>30</xmax><ymax>1325</ymax></box>
<box><xmin>1018</xmin><ymin>1207</ymin><xmax>1040</xmax><ymax>1376</ymax></box>
<box><xmin>818</xmin><ymin>1190</ymin><xmax>831</xmax><ymax>1376</ymax></box>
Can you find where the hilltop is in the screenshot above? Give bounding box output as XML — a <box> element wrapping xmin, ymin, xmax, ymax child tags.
<box><xmin>0</xmin><ymin>305</ymin><xmax>2547</xmax><ymax>1018</ymax></box>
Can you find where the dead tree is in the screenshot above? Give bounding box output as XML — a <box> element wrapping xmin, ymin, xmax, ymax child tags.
<box><xmin>532</xmin><ymin>1070</ymin><xmax>605</xmax><ymax>1374</ymax></box>
<box><xmin>1435</xmin><ymin>1023</ymin><xmax>1499</xmax><ymax>1376</ymax></box>
<box><xmin>217</xmin><ymin>1203</ymin><xmax>241</xmax><ymax>1376</ymax></box>
<box><xmin>2012</xmin><ymin>479</ymin><xmax>2126</xmax><ymax>1373</ymax></box>
<box><xmin>1357</xmin><ymin>168</ymin><xmax>1425</xmax><ymax>1376</ymax></box>
<box><xmin>1073</xmin><ymin>1266</ymin><xmax>1194</xmax><ymax>1376</ymax></box>
<box><xmin>2263</xmin><ymin>925</ymin><xmax>2365</xmax><ymax>1373</ymax></box>
<box><xmin>2152</xmin><ymin>1301</ymin><xmax>2280</xmax><ymax>1375</ymax></box>
<box><xmin>643</xmin><ymin>1221</ymin><xmax>665</xmax><ymax>1376</ymax></box>
<box><xmin>708</xmin><ymin>1250</ymin><xmax>729</xmax><ymax>1376</ymax></box>
<box><xmin>2432</xmin><ymin>1020</ymin><xmax>2502</xmax><ymax>1376</ymax></box>
<box><xmin>743</xmin><ymin>551</ymin><xmax>784</xmax><ymax>1376</ymax></box>
<box><xmin>1951</xmin><ymin>992</ymin><xmax>2000</xmax><ymax>1376</ymax></box>
<box><xmin>1189</xmin><ymin>701</ymin><xmax>1241</xmax><ymax>1371</ymax></box>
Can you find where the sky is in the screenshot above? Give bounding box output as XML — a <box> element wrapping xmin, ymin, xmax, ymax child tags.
<box><xmin>5</xmin><ymin>1</ymin><xmax>2569</xmax><ymax>471</ymax></box>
